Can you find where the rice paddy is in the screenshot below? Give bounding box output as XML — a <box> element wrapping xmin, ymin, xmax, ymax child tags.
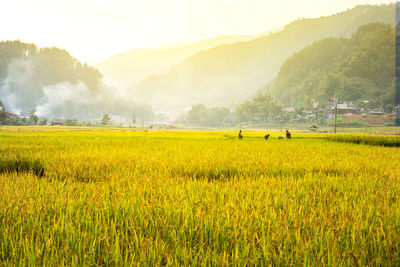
<box><xmin>0</xmin><ymin>127</ymin><xmax>399</xmax><ymax>266</ymax></box>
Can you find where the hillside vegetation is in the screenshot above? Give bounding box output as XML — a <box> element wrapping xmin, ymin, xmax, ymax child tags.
<box><xmin>130</xmin><ymin>4</ymin><xmax>394</xmax><ymax>111</ymax></box>
<box><xmin>270</xmin><ymin>23</ymin><xmax>395</xmax><ymax>109</ymax></box>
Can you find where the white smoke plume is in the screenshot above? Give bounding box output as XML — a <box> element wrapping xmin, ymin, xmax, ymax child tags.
<box><xmin>0</xmin><ymin>56</ymin><xmax>155</xmax><ymax>121</ymax></box>
<box><xmin>35</xmin><ymin>81</ymin><xmax>97</xmax><ymax>118</ymax></box>
<box><xmin>0</xmin><ymin>59</ymin><xmax>34</xmax><ymax>115</ymax></box>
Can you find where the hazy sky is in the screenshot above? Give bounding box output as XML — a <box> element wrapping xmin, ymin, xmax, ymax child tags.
<box><xmin>0</xmin><ymin>0</ymin><xmax>394</xmax><ymax>64</ymax></box>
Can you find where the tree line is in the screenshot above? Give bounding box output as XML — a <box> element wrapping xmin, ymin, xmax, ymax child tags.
<box><xmin>181</xmin><ymin>92</ymin><xmax>281</xmax><ymax>127</ymax></box>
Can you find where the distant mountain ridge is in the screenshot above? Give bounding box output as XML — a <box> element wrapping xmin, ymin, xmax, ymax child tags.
<box><xmin>128</xmin><ymin>4</ymin><xmax>394</xmax><ymax>113</ymax></box>
<box><xmin>96</xmin><ymin>30</ymin><xmax>281</xmax><ymax>88</ymax></box>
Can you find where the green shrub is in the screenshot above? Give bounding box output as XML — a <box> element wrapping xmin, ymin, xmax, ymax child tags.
<box><xmin>328</xmin><ymin>118</ymin><xmax>368</xmax><ymax>127</ymax></box>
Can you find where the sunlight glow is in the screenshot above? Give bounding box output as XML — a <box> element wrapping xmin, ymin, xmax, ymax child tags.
<box><xmin>0</xmin><ymin>0</ymin><xmax>394</xmax><ymax>64</ymax></box>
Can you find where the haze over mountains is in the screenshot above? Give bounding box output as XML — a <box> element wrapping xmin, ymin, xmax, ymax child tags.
<box><xmin>115</xmin><ymin>4</ymin><xmax>393</xmax><ymax>114</ymax></box>
<box><xmin>96</xmin><ymin>29</ymin><xmax>281</xmax><ymax>89</ymax></box>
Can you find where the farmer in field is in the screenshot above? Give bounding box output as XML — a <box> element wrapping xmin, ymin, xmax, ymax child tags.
<box><xmin>239</xmin><ymin>130</ymin><xmax>243</xmax><ymax>140</ymax></box>
<box><xmin>286</xmin><ymin>130</ymin><xmax>291</xmax><ymax>139</ymax></box>
<box><xmin>264</xmin><ymin>134</ymin><xmax>270</xmax><ymax>140</ymax></box>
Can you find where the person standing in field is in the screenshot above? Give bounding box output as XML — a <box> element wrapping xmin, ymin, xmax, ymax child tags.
<box><xmin>264</xmin><ymin>134</ymin><xmax>270</xmax><ymax>140</ymax></box>
<box><xmin>286</xmin><ymin>130</ymin><xmax>291</xmax><ymax>139</ymax></box>
<box><xmin>239</xmin><ymin>130</ymin><xmax>243</xmax><ymax>140</ymax></box>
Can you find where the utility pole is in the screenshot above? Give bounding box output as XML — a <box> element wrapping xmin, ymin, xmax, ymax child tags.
<box><xmin>334</xmin><ymin>101</ymin><xmax>338</xmax><ymax>134</ymax></box>
<box><xmin>396</xmin><ymin>2</ymin><xmax>400</xmax><ymax>125</ymax></box>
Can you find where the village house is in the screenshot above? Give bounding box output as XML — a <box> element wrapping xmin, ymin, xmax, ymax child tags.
<box><xmin>319</xmin><ymin>99</ymin><xmax>362</xmax><ymax>115</ymax></box>
<box><xmin>284</xmin><ymin>107</ymin><xmax>296</xmax><ymax>112</ymax></box>
<box><xmin>365</xmin><ymin>108</ymin><xmax>384</xmax><ymax>115</ymax></box>
<box><xmin>327</xmin><ymin>98</ymin><xmax>338</xmax><ymax>106</ymax></box>
<box><xmin>329</xmin><ymin>103</ymin><xmax>362</xmax><ymax>114</ymax></box>
<box><xmin>51</xmin><ymin>119</ymin><xmax>63</xmax><ymax>126</ymax></box>
<box><xmin>303</xmin><ymin>110</ymin><xmax>316</xmax><ymax>120</ymax></box>
<box><xmin>6</xmin><ymin>112</ymin><xmax>18</xmax><ymax>118</ymax></box>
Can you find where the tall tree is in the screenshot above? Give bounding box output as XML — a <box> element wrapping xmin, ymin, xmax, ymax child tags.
<box><xmin>101</xmin><ymin>114</ymin><xmax>111</xmax><ymax>125</ymax></box>
<box><xmin>132</xmin><ymin>114</ymin><xmax>136</xmax><ymax>127</ymax></box>
<box><xmin>29</xmin><ymin>109</ymin><xmax>39</xmax><ymax>125</ymax></box>
<box><xmin>236</xmin><ymin>93</ymin><xmax>281</xmax><ymax>124</ymax></box>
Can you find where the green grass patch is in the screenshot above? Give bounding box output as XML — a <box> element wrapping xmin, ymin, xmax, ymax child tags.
<box><xmin>324</xmin><ymin>134</ymin><xmax>400</xmax><ymax>147</ymax></box>
<box><xmin>0</xmin><ymin>157</ymin><xmax>45</xmax><ymax>177</ymax></box>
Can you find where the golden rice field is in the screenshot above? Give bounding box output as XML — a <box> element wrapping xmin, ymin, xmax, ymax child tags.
<box><xmin>0</xmin><ymin>126</ymin><xmax>399</xmax><ymax>266</ymax></box>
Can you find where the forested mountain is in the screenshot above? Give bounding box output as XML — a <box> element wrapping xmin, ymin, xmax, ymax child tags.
<box><xmin>0</xmin><ymin>41</ymin><xmax>154</xmax><ymax>120</ymax></box>
<box><xmin>269</xmin><ymin>23</ymin><xmax>395</xmax><ymax>109</ymax></box>
<box><xmin>130</xmin><ymin>4</ymin><xmax>394</xmax><ymax>112</ymax></box>
<box><xmin>96</xmin><ymin>32</ymin><xmax>278</xmax><ymax>89</ymax></box>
